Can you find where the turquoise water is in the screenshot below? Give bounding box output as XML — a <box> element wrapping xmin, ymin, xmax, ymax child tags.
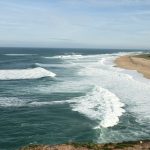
<box><xmin>0</xmin><ymin>48</ymin><xmax>150</xmax><ymax>150</ymax></box>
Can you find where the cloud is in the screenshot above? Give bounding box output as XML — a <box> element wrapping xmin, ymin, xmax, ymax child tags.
<box><xmin>0</xmin><ymin>0</ymin><xmax>150</xmax><ymax>49</ymax></box>
<box><xmin>48</xmin><ymin>38</ymin><xmax>73</xmax><ymax>41</ymax></box>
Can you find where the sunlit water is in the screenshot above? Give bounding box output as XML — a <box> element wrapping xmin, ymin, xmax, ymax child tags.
<box><xmin>0</xmin><ymin>48</ymin><xmax>150</xmax><ymax>150</ymax></box>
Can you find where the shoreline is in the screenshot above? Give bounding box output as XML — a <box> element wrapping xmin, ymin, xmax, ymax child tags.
<box><xmin>115</xmin><ymin>54</ymin><xmax>150</xmax><ymax>79</ymax></box>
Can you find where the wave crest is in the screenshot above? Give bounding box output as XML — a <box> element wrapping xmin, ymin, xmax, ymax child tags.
<box><xmin>70</xmin><ymin>86</ymin><xmax>125</xmax><ymax>128</ymax></box>
<box><xmin>0</xmin><ymin>67</ymin><xmax>56</xmax><ymax>80</ymax></box>
<box><xmin>44</xmin><ymin>54</ymin><xmax>83</xmax><ymax>60</ymax></box>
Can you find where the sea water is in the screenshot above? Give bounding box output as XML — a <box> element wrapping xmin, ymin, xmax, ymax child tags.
<box><xmin>0</xmin><ymin>48</ymin><xmax>150</xmax><ymax>150</ymax></box>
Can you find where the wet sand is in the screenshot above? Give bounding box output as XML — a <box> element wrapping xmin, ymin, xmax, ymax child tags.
<box><xmin>115</xmin><ymin>54</ymin><xmax>150</xmax><ymax>79</ymax></box>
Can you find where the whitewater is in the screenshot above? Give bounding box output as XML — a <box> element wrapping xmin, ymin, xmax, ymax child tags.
<box><xmin>0</xmin><ymin>67</ymin><xmax>56</xmax><ymax>80</ymax></box>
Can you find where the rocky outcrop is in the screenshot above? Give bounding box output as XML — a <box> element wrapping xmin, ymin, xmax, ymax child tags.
<box><xmin>20</xmin><ymin>140</ymin><xmax>150</xmax><ymax>150</ymax></box>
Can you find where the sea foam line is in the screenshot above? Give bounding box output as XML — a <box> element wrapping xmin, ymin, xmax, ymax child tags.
<box><xmin>35</xmin><ymin>63</ymin><xmax>74</xmax><ymax>68</ymax></box>
<box><xmin>43</xmin><ymin>54</ymin><xmax>83</xmax><ymax>60</ymax></box>
<box><xmin>0</xmin><ymin>97</ymin><xmax>67</xmax><ymax>107</ymax></box>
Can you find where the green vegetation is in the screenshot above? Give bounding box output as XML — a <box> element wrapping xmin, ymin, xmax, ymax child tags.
<box><xmin>114</xmin><ymin>142</ymin><xmax>134</xmax><ymax>149</ymax></box>
<box><xmin>19</xmin><ymin>144</ymin><xmax>45</xmax><ymax>150</ymax></box>
<box><xmin>135</xmin><ymin>54</ymin><xmax>150</xmax><ymax>60</ymax></box>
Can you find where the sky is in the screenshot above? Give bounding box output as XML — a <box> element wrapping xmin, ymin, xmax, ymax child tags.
<box><xmin>0</xmin><ymin>0</ymin><xmax>150</xmax><ymax>49</ymax></box>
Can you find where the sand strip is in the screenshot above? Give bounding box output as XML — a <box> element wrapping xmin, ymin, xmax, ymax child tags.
<box><xmin>115</xmin><ymin>54</ymin><xmax>150</xmax><ymax>79</ymax></box>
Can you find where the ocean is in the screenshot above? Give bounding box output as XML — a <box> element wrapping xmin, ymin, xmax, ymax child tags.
<box><xmin>0</xmin><ymin>48</ymin><xmax>150</xmax><ymax>150</ymax></box>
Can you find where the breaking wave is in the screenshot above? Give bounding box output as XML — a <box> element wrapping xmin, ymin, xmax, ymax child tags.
<box><xmin>70</xmin><ymin>86</ymin><xmax>125</xmax><ymax>128</ymax></box>
<box><xmin>0</xmin><ymin>67</ymin><xmax>56</xmax><ymax>80</ymax></box>
<box><xmin>44</xmin><ymin>54</ymin><xmax>83</xmax><ymax>60</ymax></box>
<box><xmin>29</xmin><ymin>101</ymin><xmax>66</xmax><ymax>106</ymax></box>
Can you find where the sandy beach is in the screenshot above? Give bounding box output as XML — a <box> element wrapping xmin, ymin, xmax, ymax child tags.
<box><xmin>115</xmin><ymin>54</ymin><xmax>150</xmax><ymax>79</ymax></box>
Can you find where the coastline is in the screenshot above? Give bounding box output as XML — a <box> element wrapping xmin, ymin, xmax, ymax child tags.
<box><xmin>20</xmin><ymin>140</ymin><xmax>150</xmax><ymax>150</ymax></box>
<box><xmin>115</xmin><ymin>54</ymin><xmax>150</xmax><ymax>79</ymax></box>
<box><xmin>19</xmin><ymin>53</ymin><xmax>150</xmax><ymax>150</ymax></box>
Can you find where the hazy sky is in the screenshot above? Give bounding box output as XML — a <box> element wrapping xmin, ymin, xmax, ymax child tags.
<box><xmin>0</xmin><ymin>0</ymin><xmax>150</xmax><ymax>49</ymax></box>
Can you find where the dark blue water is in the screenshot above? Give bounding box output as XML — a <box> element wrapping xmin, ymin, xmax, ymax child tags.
<box><xmin>0</xmin><ymin>48</ymin><xmax>149</xmax><ymax>150</ymax></box>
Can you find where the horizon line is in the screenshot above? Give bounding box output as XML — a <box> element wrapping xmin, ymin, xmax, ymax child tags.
<box><xmin>0</xmin><ymin>46</ymin><xmax>149</xmax><ymax>51</ymax></box>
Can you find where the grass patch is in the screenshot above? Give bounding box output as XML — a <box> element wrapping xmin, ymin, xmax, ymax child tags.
<box><xmin>114</xmin><ymin>141</ymin><xmax>137</xmax><ymax>149</ymax></box>
<box><xmin>134</xmin><ymin>54</ymin><xmax>150</xmax><ymax>60</ymax></box>
<box><xmin>114</xmin><ymin>143</ymin><xmax>133</xmax><ymax>149</ymax></box>
<box><xmin>20</xmin><ymin>144</ymin><xmax>44</xmax><ymax>150</ymax></box>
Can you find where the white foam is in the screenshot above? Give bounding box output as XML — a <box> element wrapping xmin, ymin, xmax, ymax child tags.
<box><xmin>0</xmin><ymin>97</ymin><xmax>67</xmax><ymax>107</ymax></box>
<box><xmin>29</xmin><ymin>101</ymin><xmax>66</xmax><ymax>106</ymax></box>
<box><xmin>45</xmin><ymin>54</ymin><xmax>83</xmax><ymax>60</ymax></box>
<box><xmin>72</xmin><ymin>52</ymin><xmax>150</xmax><ymax>128</ymax></box>
<box><xmin>43</xmin><ymin>56</ymin><xmax>53</xmax><ymax>59</ymax></box>
<box><xmin>33</xmin><ymin>81</ymin><xmax>90</xmax><ymax>93</ymax></box>
<box><xmin>35</xmin><ymin>63</ymin><xmax>74</xmax><ymax>68</ymax></box>
<box><xmin>78</xmin><ymin>66</ymin><xmax>133</xmax><ymax>81</ymax></box>
<box><xmin>0</xmin><ymin>67</ymin><xmax>56</xmax><ymax>80</ymax></box>
<box><xmin>0</xmin><ymin>97</ymin><xmax>25</xmax><ymax>107</ymax></box>
<box><xmin>70</xmin><ymin>86</ymin><xmax>125</xmax><ymax>128</ymax></box>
